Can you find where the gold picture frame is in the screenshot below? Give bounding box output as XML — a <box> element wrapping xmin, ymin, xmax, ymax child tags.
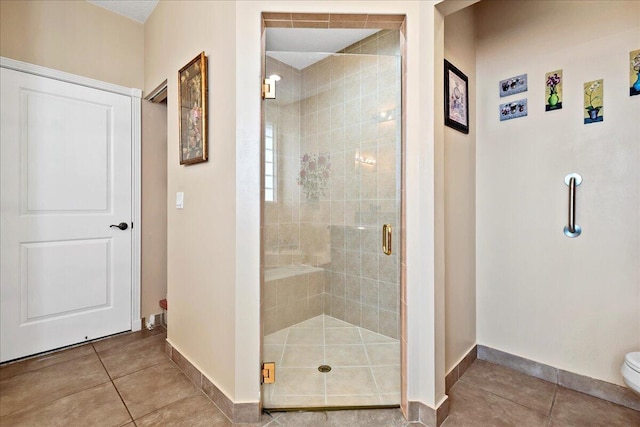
<box><xmin>179</xmin><ymin>52</ymin><xmax>208</xmax><ymax>165</ymax></box>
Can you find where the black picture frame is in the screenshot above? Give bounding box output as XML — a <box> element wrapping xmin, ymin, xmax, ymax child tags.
<box><xmin>444</xmin><ymin>59</ymin><xmax>469</xmax><ymax>134</ymax></box>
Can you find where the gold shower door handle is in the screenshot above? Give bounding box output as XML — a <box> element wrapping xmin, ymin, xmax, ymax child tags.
<box><xmin>382</xmin><ymin>224</ymin><xmax>392</xmax><ymax>256</ymax></box>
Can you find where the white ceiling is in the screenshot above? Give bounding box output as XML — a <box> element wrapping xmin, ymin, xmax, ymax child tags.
<box><xmin>266</xmin><ymin>28</ymin><xmax>379</xmax><ymax>70</ymax></box>
<box><xmin>87</xmin><ymin>0</ymin><xmax>158</xmax><ymax>23</ymax></box>
<box><xmin>84</xmin><ymin>2</ymin><xmax>379</xmax><ymax>69</ymax></box>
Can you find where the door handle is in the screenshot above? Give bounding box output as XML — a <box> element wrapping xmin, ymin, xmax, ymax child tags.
<box><xmin>382</xmin><ymin>224</ymin><xmax>392</xmax><ymax>256</ymax></box>
<box><xmin>110</xmin><ymin>222</ymin><xmax>129</xmax><ymax>230</ymax></box>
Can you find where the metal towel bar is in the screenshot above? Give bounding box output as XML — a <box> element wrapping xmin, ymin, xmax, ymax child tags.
<box><xmin>563</xmin><ymin>173</ymin><xmax>582</xmax><ymax>238</ymax></box>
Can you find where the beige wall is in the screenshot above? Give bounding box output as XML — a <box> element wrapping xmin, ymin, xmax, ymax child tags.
<box><xmin>145</xmin><ymin>0</ymin><xmax>238</xmax><ymax>400</ymax></box>
<box><xmin>0</xmin><ymin>0</ymin><xmax>143</xmax><ymax>89</ymax></box>
<box><xmin>443</xmin><ymin>6</ymin><xmax>476</xmax><ymax>374</ymax></box>
<box><xmin>476</xmin><ymin>0</ymin><xmax>640</xmax><ymax>386</ymax></box>
<box><xmin>146</xmin><ymin>0</ymin><xmax>446</xmax><ymax>407</ymax></box>
<box><xmin>141</xmin><ymin>100</ymin><xmax>168</xmax><ymax>320</ymax></box>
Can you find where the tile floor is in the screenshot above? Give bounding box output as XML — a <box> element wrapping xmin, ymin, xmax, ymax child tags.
<box><xmin>0</xmin><ymin>326</ymin><xmax>638</xmax><ymax>426</ymax></box>
<box><xmin>263</xmin><ymin>314</ymin><xmax>401</xmax><ymax>408</ymax></box>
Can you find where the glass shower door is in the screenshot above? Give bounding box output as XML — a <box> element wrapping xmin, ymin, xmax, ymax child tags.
<box><xmin>262</xmin><ymin>49</ymin><xmax>401</xmax><ymax>409</ymax></box>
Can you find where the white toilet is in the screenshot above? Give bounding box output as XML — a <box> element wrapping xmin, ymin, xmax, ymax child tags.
<box><xmin>621</xmin><ymin>352</ymin><xmax>640</xmax><ymax>395</ymax></box>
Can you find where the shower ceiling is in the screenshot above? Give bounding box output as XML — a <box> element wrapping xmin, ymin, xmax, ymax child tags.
<box><xmin>266</xmin><ymin>28</ymin><xmax>379</xmax><ymax>69</ymax></box>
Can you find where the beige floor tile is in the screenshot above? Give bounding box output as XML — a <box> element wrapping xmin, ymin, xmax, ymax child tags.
<box><xmin>550</xmin><ymin>387</ymin><xmax>640</xmax><ymax>427</ymax></box>
<box><xmin>325</xmin><ymin>327</ymin><xmax>362</xmax><ymax>345</ymax></box>
<box><xmin>0</xmin><ymin>382</ymin><xmax>131</xmax><ymax>427</ymax></box>
<box><xmin>92</xmin><ymin>327</ymin><xmax>165</xmax><ymax>353</ymax></box>
<box><xmin>324</xmin><ymin>315</ymin><xmax>352</xmax><ymax>328</ymax></box>
<box><xmin>325</xmin><ymin>394</ymin><xmax>381</xmax><ymax>406</ymax></box>
<box><xmin>371</xmin><ymin>365</ymin><xmax>400</xmax><ymax>394</ymax></box>
<box><xmin>325</xmin><ymin>367</ymin><xmax>377</xmax><ymax>396</ymax></box>
<box><xmin>286</xmin><ymin>328</ymin><xmax>324</xmax><ymax>345</ymax></box>
<box><xmin>442</xmin><ymin>381</ymin><xmax>548</xmax><ymax>427</ymax></box>
<box><xmin>263</xmin><ymin>394</ymin><xmax>326</xmax><ymax>408</ymax></box>
<box><xmin>459</xmin><ymin>359</ymin><xmax>556</xmax><ymax>415</ymax></box>
<box><xmin>273</xmin><ymin>409</ymin><xmax>407</xmax><ymax>427</ymax></box>
<box><xmin>0</xmin><ymin>344</ymin><xmax>95</xmax><ymax>381</ymax></box>
<box><xmin>281</xmin><ymin>345</ymin><xmax>324</xmax><ymax>367</ymax></box>
<box><xmin>359</xmin><ymin>328</ymin><xmax>397</xmax><ymax>344</ymax></box>
<box><xmin>263</xmin><ymin>345</ymin><xmax>284</xmax><ymax>365</ymax></box>
<box><xmin>135</xmin><ymin>393</ymin><xmax>228</xmax><ymax>426</ymax></box>
<box><xmin>97</xmin><ymin>333</ymin><xmax>167</xmax><ymax>379</ymax></box>
<box><xmin>113</xmin><ymin>360</ymin><xmax>199</xmax><ymax>420</ymax></box>
<box><xmin>365</xmin><ymin>343</ymin><xmax>400</xmax><ymax>366</ymax></box>
<box><xmin>291</xmin><ymin>315</ymin><xmax>325</xmax><ymax>328</ymax></box>
<box><xmin>0</xmin><ymin>352</ymin><xmax>110</xmax><ymax>417</ymax></box>
<box><xmin>271</xmin><ymin>367</ymin><xmax>325</xmax><ymax>396</ymax></box>
<box><xmin>264</xmin><ymin>329</ymin><xmax>289</xmax><ymax>345</ymax></box>
<box><xmin>379</xmin><ymin>392</ymin><xmax>401</xmax><ymax>405</ymax></box>
<box><xmin>325</xmin><ymin>345</ymin><xmax>369</xmax><ymax>367</ymax></box>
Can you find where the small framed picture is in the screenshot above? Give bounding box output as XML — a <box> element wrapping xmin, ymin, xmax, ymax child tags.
<box><xmin>630</xmin><ymin>49</ymin><xmax>640</xmax><ymax>96</ymax></box>
<box><xmin>179</xmin><ymin>52</ymin><xmax>208</xmax><ymax>165</ymax></box>
<box><xmin>499</xmin><ymin>73</ymin><xmax>528</xmax><ymax>97</ymax></box>
<box><xmin>444</xmin><ymin>60</ymin><xmax>469</xmax><ymax>134</ymax></box>
<box><xmin>499</xmin><ymin>98</ymin><xmax>528</xmax><ymax>121</ymax></box>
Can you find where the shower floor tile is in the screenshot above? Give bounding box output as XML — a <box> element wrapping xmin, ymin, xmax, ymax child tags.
<box><xmin>262</xmin><ymin>314</ymin><xmax>401</xmax><ymax>409</ymax></box>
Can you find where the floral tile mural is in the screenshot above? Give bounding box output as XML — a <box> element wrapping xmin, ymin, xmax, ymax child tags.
<box><xmin>297</xmin><ymin>152</ymin><xmax>330</xmax><ymax>201</ymax></box>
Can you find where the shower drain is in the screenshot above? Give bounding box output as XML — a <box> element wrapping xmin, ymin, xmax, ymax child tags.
<box><xmin>318</xmin><ymin>365</ymin><xmax>332</xmax><ymax>373</ymax></box>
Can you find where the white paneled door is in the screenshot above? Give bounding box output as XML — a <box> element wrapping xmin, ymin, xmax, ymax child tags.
<box><xmin>1</xmin><ymin>68</ymin><xmax>133</xmax><ymax>362</ymax></box>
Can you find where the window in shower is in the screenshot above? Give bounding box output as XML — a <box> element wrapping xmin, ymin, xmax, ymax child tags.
<box><xmin>265</xmin><ymin>122</ymin><xmax>276</xmax><ymax>202</ymax></box>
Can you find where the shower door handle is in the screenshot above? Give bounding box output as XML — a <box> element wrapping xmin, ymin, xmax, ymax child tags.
<box><xmin>563</xmin><ymin>173</ymin><xmax>582</xmax><ymax>238</ymax></box>
<box><xmin>382</xmin><ymin>224</ymin><xmax>392</xmax><ymax>255</ymax></box>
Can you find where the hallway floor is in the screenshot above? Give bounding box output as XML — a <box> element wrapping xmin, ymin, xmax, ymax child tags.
<box><xmin>0</xmin><ymin>327</ymin><xmax>637</xmax><ymax>426</ymax></box>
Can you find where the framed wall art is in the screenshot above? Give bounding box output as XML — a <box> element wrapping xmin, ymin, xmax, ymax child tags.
<box><xmin>499</xmin><ymin>98</ymin><xmax>528</xmax><ymax>121</ymax></box>
<box><xmin>444</xmin><ymin>59</ymin><xmax>469</xmax><ymax>134</ymax></box>
<box><xmin>630</xmin><ymin>49</ymin><xmax>640</xmax><ymax>96</ymax></box>
<box><xmin>179</xmin><ymin>52</ymin><xmax>208</xmax><ymax>165</ymax></box>
<box><xmin>545</xmin><ymin>70</ymin><xmax>563</xmax><ymax>111</ymax></box>
<box><xmin>584</xmin><ymin>79</ymin><xmax>603</xmax><ymax>124</ymax></box>
<box><xmin>499</xmin><ymin>73</ymin><xmax>527</xmax><ymax>97</ymax></box>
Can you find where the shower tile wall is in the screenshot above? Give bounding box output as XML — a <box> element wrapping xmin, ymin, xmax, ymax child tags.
<box><xmin>264</xmin><ymin>30</ymin><xmax>401</xmax><ymax>339</ymax></box>
<box><xmin>264</xmin><ymin>58</ymin><xmax>327</xmax><ymax>335</ymax></box>
<box><xmin>300</xmin><ymin>30</ymin><xmax>401</xmax><ymax>339</ymax></box>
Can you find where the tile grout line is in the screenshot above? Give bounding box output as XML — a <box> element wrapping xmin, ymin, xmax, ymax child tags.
<box><xmin>95</xmin><ymin>333</ymin><xmax>168</xmax><ymax>380</ymax></box>
<box><xmin>457</xmin><ymin>376</ymin><xmax>555</xmax><ymax>419</ymax></box>
<box><xmin>92</xmin><ymin>342</ymin><xmax>136</xmax><ymax>424</ymax></box>
<box><xmin>0</xmin><ymin>348</ymin><xmax>114</xmax><ymax>420</ymax></box>
<box><xmin>323</xmin><ymin>314</ymin><xmax>328</xmax><ymax>406</ymax></box>
<box><xmin>358</xmin><ymin>326</ymin><xmax>382</xmax><ymax>403</ymax></box>
<box><xmin>0</xmin><ymin>344</ymin><xmax>94</xmax><ymax>382</ymax></box>
<box><xmin>548</xmin><ymin>385</ymin><xmax>559</xmax><ymax>417</ymax></box>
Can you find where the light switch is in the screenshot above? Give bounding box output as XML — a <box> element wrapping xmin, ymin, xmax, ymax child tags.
<box><xmin>176</xmin><ymin>191</ymin><xmax>184</xmax><ymax>209</ymax></box>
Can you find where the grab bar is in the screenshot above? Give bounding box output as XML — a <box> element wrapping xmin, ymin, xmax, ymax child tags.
<box><xmin>563</xmin><ymin>173</ymin><xmax>582</xmax><ymax>238</ymax></box>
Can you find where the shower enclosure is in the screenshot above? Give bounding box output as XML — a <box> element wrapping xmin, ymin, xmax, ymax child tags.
<box><xmin>261</xmin><ymin>31</ymin><xmax>401</xmax><ymax>409</ymax></box>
